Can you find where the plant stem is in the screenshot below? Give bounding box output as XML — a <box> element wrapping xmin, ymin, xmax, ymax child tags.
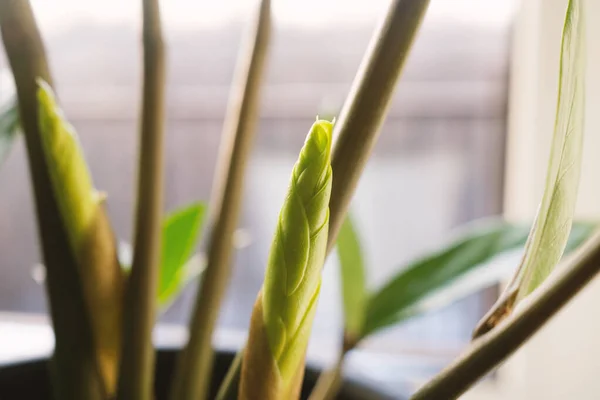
<box><xmin>0</xmin><ymin>2</ymin><xmax>105</xmax><ymax>399</ymax></box>
<box><xmin>307</xmin><ymin>353</ymin><xmax>346</xmax><ymax>400</ymax></box>
<box><xmin>169</xmin><ymin>1</ymin><xmax>271</xmax><ymax>399</ymax></box>
<box><xmin>309</xmin><ymin>335</ymin><xmax>357</xmax><ymax>400</ymax></box>
<box><xmin>326</xmin><ymin>0</ymin><xmax>430</xmax><ymax>253</ymax></box>
<box><xmin>215</xmin><ymin>350</ymin><xmax>243</xmax><ymax>400</ymax></box>
<box><xmin>411</xmin><ymin>230</ymin><xmax>600</xmax><ymax>400</ymax></box>
<box><xmin>116</xmin><ymin>0</ymin><xmax>166</xmax><ymax>398</ymax></box>
<box><xmin>215</xmin><ymin>352</ymin><xmax>243</xmax><ymax>399</ymax></box>
<box><xmin>307</xmin><ymin>1</ymin><xmax>430</xmax><ymax>398</ymax></box>
<box><xmin>220</xmin><ymin>339</ymin><xmax>351</xmax><ymax>400</ymax></box>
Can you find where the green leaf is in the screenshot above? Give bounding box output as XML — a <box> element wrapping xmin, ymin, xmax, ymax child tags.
<box><xmin>515</xmin><ymin>0</ymin><xmax>586</xmax><ymax>298</ymax></box>
<box><xmin>363</xmin><ymin>219</ymin><xmax>596</xmax><ymax>338</ymax></box>
<box><xmin>384</xmin><ymin>222</ymin><xmax>596</xmax><ymax>335</ymax></box>
<box><xmin>336</xmin><ymin>214</ymin><xmax>367</xmax><ymax>342</ymax></box>
<box><xmin>472</xmin><ymin>0</ymin><xmax>587</xmax><ymax>339</ymax></box>
<box><xmin>159</xmin><ymin>202</ymin><xmax>207</xmax><ymax>306</ymax></box>
<box><xmin>118</xmin><ymin>203</ymin><xmax>207</xmax><ymax>308</ymax></box>
<box><xmin>37</xmin><ymin>79</ymin><xmax>125</xmax><ymax>393</ymax></box>
<box><xmin>363</xmin><ymin>219</ymin><xmax>531</xmax><ymax>337</ymax></box>
<box><xmin>37</xmin><ymin>80</ymin><xmax>100</xmax><ymax>252</ymax></box>
<box><xmin>0</xmin><ymin>98</ymin><xmax>19</xmax><ymax>167</ymax></box>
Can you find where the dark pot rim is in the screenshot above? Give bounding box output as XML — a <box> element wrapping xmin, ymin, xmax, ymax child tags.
<box><xmin>0</xmin><ymin>348</ymin><xmax>399</xmax><ymax>400</ymax></box>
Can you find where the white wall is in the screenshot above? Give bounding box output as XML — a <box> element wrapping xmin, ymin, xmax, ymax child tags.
<box><xmin>463</xmin><ymin>0</ymin><xmax>600</xmax><ymax>399</ymax></box>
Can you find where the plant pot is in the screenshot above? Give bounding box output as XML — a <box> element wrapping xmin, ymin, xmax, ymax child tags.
<box><xmin>0</xmin><ymin>349</ymin><xmax>398</xmax><ymax>399</ymax></box>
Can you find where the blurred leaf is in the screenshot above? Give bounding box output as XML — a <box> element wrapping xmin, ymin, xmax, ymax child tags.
<box><xmin>37</xmin><ymin>81</ymin><xmax>101</xmax><ymax>250</ymax></box>
<box><xmin>0</xmin><ymin>98</ymin><xmax>20</xmax><ymax>168</ymax></box>
<box><xmin>514</xmin><ymin>0</ymin><xmax>586</xmax><ymax>299</ymax></box>
<box><xmin>118</xmin><ymin>202</ymin><xmax>207</xmax><ymax>307</ymax></box>
<box><xmin>160</xmin><ymin>252</ymin><xmax>207</xmax><ymax>309</ymax></box>
<box><xmin>38</xmin><ymin>79</ymin><xmax>124</xmax><ymax>393</ymax></box>
<box><xmin>372</xmin><ymin>221</ymin><xmax>597</xmax><ymax>334</ymax></box>
<box><xmin>363</xmin><ymin>219</ymin><xmax>531</xmax><ymax>337</ymax></box>
<box><xmin>336</xmin><ymin>214</ymin><xmax>367</xmax><ymax>342</ymax></box>
<box><xmin>564</xmin><ymin>221</ymin><xmax>596</xmax><ymax>253</ymax></box>
<box><xmin>158</xmin><ymin>202</ymin><xmax>207</xmax><ymax>306</ymax></box>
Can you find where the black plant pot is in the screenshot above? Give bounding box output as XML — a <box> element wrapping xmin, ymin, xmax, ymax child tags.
<box><xmin>0</xmin><ymin>349</ymin><xmax>397</xmax><ymax>399</ymax></box>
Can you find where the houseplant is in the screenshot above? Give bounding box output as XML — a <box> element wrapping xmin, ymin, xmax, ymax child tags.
<box><xmin>0</xmin><ymin>0</ymin><xmax>596</xmax><ymax>399</ymax></box>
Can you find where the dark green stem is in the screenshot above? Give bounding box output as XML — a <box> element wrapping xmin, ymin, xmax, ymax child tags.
<box><xmin>116</xmin><ymin>0</ymin><xmax>166</xmax><ymax>398</ymax></box>
<box><xmin>326</xmin><ymin>0</ymin><xmax>430</xmax><ymax>253</ymax></box>
<box><xmin>411</xmin><ymin>230</ymin><xmax>600</xmax><ymax>399</ymax></box>
<box><xmin>169</xmin><ymin>1</ymin><xmax>271</xmax><ymax>399</ymax></box>
<box><xmin>0</xmin><ymin>2</ymin><xmax>104</xmax><ymax>399</ymax></box>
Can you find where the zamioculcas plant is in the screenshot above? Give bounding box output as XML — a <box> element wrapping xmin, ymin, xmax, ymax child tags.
<box><xmin>1</xmin><ymin>0</ymin><xmax>600</xmax><ymax>399</ymax></box>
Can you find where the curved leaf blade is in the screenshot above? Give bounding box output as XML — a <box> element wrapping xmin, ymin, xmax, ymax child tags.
<box><xmin>473</xmin><ymin>0</ymin><xmax>586</xmax><ymax>338</ymax></box>
<box><xmin>336</xmin><ymin>214</ymin><xmax>367</xmax><ymax>342</ymax></box>
<box><xmin>516</xmin><ymin>0</ymin><xmax>586</xmax><ymax>298</ymax></box>
<box><xmin>374</xmin><ymin>222</ymin><xmax>596</xmax><ymax>336</ymax></box>
<box><xmin>363</xmin><ymin>219</ymin><xmax>531</xmax><ymax>337</ymax></box>
<box><xmin>363</xmin><ymin>220</ymin><xmax>596</xmax><ymax>338</ymax></box>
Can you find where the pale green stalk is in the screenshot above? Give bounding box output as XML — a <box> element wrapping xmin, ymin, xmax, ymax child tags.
<box><xmin>311</xmin><ymin>0</ymin><xmax>430</xmax><ymax>398</ymax></box>
<box><xmin>326</xmin><ymin>0</ymin><xmax>430</xmax><ymax>253</ymax></box>
<box><xmin>169</xmin><ymin>1</ymin><xmax>271</xmax><ymax>399</ymax></box>
<box><xmin>117</xmin><ymin>0</ymin><xmax>166</xmax><ymax>398</ymax></box>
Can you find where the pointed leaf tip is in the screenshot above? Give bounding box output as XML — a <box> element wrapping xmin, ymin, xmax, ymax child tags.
<box><xmin>255</xmin><ymin>119</ymin><xmax>333</xmax><ymax>388</ymax></box>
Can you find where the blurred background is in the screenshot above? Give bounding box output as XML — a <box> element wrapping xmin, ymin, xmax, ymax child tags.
<box><xmin>7</xmin><ymin>0</ymin><xmax>593</xmax><ymax>398</ymax></box>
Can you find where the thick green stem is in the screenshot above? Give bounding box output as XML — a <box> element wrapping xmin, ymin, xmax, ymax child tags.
<box><xmin>411</xmin><ymin>230</ymin><xmax>600</xmax><ymax>399</ymax></box>
<box><xmin>117</xmin><ymin>0</ymin><xmax>166</xmax><ymax>398</ymax></box>
<box><xmin>326</xmin><ymin>0</ymin><xmax>430</xmax><ymax>253</ymax></box>
<box><xmin>169</xmin><ymin>1</ymin><xmax>271</xmax><ymax>399</ymax></box>
<box><xmin>0</xmin><ymin>2</ymin><xmax>104</xmax><ymax>399</ymax></box>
